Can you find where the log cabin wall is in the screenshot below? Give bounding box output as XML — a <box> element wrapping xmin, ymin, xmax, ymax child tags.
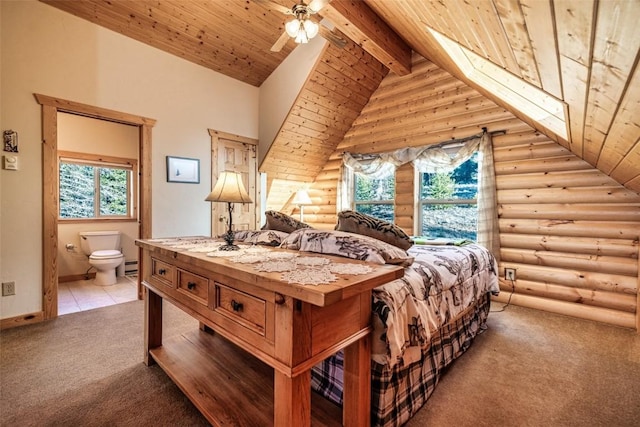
<box><xmin>304</xmin><ymin>54</ymin><xmax>640</xmax><ymax>330</ymax></box>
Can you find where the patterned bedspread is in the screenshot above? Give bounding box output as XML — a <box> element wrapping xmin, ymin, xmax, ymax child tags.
<box><xmin>311</xmin><ymin>242</ymin><xmax>499</xmax><ymax>426</ymax></box>
<box><xmin>371</xmin><ymin>243</ymin><xmax>499</xmax><ymax>368</ymax></box>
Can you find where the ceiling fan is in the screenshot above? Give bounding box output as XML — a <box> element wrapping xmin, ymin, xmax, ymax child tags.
<box><xmin>262</xmin><ymin>0</ymin><xmax>347</xmax><ymax>52</ymax></box>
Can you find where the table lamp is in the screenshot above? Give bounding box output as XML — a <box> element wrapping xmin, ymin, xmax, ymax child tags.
<box><xmin>292</xmin><ymin>189</ymin><xmax>312</xmax><ymax>222</ymax></box>
<box><xmin>205</xmin><ymin>171</ymin><xmax>252</xmax><ymax>251</ymax></box>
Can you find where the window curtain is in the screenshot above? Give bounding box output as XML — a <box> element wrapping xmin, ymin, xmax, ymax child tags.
<box><xmin>340</xmin><ymin>132</ymin><xmax>501</xmax><ymax>261</ymax></box>
<box><xmin>336</xmin><ymin>163</ymin><xmax>354</xmax><ymax>212</ymax></box>
<box><xmin>477</xmin><ymin>133</ymin><xmax>500</xmax><ymax>263</ymax></box>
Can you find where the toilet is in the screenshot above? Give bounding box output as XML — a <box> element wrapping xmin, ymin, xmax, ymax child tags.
<box><xmin>79</xmin><ymin>231</ymin><xmax>125</xmax><ymax>286</ymax></box>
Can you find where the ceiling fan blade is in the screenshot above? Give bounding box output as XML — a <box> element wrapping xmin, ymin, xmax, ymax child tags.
<box><xmin>319</xmin><ymin>25</ymin><xmax>347</xmax><ymax>49</ymax></box>
<box><xmin>254</xmin><ymin>0</ymin><xmax>292</xmax><ymax>16</ymax></box>
<box><xmin>308</xmin><ymin>0</ymin><xmax>330</xmax><ymax>14</ymax></box>
<box><xmin>270</xmin><ymin>30</ymin><xmax>290</xmax><ymax>52</ymax></box>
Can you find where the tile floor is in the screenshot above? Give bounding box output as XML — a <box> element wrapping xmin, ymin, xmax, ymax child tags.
<box><xmin>58</xmin><ymin>274</ymin><xmax>139</xmax><ymax>315</ymax></box>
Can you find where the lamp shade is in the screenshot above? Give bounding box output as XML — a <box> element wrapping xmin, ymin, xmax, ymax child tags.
<box><xmin>205</xmin><ymin>171</ymin><xmax>252</xmax><ymax>203</ymax></box>
<box><xmin>285</xmin><ymin>16</ymin><xmax>319</xmax><ymax>44</ymax></box>
<box><xmin>303</xmin><ymin>19</ymin><xmax>319</xmax><ymax>39</ymax></box>
<box><xmin>285</xmin><ymin>18</ymin><xmax>302</xmax><ymax>38</ymax></box>
<box><xmin>292</xmin><ymin>189</ymin><xmax>312</xmax><ymax>205</ymax></box>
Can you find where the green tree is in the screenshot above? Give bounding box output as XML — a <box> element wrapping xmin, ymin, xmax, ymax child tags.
<box><xmin>428</xmin><ymin>172</ymin><xmax>455</xmax><ymax>199</ymax></box>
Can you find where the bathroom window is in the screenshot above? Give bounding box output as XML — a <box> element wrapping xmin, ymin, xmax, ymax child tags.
<box><xmin>59</xmin><ymin>151</ymin><xmax>137</xmax><ymax>220</ymax></box>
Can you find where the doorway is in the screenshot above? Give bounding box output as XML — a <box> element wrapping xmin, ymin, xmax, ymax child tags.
<box><xmin>209</xmin><ymin>129</ymin><xmax>259</xmax><ymax>235</ymax></box>
<box><xmin>36</xmin><ymin>94</ymin><xmax>156</xmax><ymax>321</ymax></box>
<box><xmin>56</xmin><ymin>113</ymin><xmax>140</xmax><ymax>314</ymax></box>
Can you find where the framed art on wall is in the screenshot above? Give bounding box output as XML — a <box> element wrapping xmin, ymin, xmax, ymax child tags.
<box><xmin>166</xmin><ymin>156</ymin><xmax>200</xmax><ymax>183</ymax></box>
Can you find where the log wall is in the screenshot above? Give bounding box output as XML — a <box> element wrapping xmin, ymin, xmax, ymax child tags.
<box><xmin>304</xmin><ymin>54</ymin><xmax>640</xmax><ymax>330</ymax></box>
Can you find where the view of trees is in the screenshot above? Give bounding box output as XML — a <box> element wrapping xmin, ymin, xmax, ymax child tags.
<box><xmin>354</xmin><ymin>173</ymin><xmax>395</xmax><ymax>222</ymax></box>
<box><xmin>420</xmin><ymin>153</ymin><xmax>478</xmax><ymax>240</ymax></box>
<box><xmin>60</xmin><ymin>162</ymin><xmax>128</xmax><ymax>218</ymax></box>
<box><xmin>353</xmin><ymin>153</ymin><xmax>479</xmax><ymax>240</ymax></box>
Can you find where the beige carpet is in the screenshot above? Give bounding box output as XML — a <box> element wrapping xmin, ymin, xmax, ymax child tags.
<box><xmin>1</xmin><ymin>300</ymin><xmax>639</xmax><ymax>426</ymax></box>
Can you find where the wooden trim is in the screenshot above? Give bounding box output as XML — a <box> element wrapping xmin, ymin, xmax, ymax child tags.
<box><xmin>207</xmin><ymin>129</ymin><xmax>258</xmax><ymax>146</ymax></box>
<box><xmin>637</xmin><ymin>238</ymin><xmax>640</xmax><ymax>332</ymax></box>
<box><xmin>59</xmin><ymin>218</ymin><xmax>139</xmax><ymax>224</ymax></box>
<box><xmin>42</xmin><ymin>104</ymin><xmax>58</xmax><ymax>319</ymax></box>
<box><xmin>35</xmin><ymin>93</ymin><xmax>155</xmax><ymax>322</ymax></box>
<box><xmin>34</xmin><ymin>93</ymin><xmax>156</xmax><ymax>126</ymax></box>
<box><xmin>0</xmin><ymin>311</ymin><xmax>45</xmax><ymax>330</ymax></box>
<box><xmin>138</xmin><ymin>123</ymin><xmax>153</xmax><ymax>298</ymax></box>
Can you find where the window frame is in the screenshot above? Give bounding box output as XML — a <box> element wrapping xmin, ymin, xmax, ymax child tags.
<box><xmin>58</xmin><ymin>150</ymin><xmax>138</xmax><ymax>223</ymax></box>
<box><xmin>416</xmin><ymin>152</ymin><xmax>479</xmax><ymax>240</ymax></box>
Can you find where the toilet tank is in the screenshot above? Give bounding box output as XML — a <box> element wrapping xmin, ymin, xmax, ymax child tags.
<box><xmin>79</xmin><ymin>231</ymin><xmax>121</xmax><ymax>255</ymax></box>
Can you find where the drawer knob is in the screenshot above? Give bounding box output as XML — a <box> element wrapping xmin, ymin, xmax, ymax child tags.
<box><xmin>159</xmin><ymin>268</ymin><xmax>166</xmax><ymax>275</ymax></box>
<box><xmin>275</xmin><ymin>293</ymin><xmax>285</xmax><ymax>305</ymax></box>
<box><xmin>187</xmin><ymin>282</ymin><xmax>196</xmax><ymax>290</ymax></box>
<box><xmin>231</xmin><ymin>300</ymin><xmax>243</xmax><ymax>312</ymax></box>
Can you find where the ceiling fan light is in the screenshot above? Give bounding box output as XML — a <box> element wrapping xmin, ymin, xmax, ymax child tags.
<box><xmin>285</xmin><ymin>18</ymin><xmax>302</xmax><ymax>38</ymax></box>
<box><xmin>303</xmin><ymin>19</ymin><xmax>319</xmax><ymax>39</ymax></box>
<box><xmin>295</xmin><ymin>30</ymin><xmax>309</xmax><ymax>44</ymax></box>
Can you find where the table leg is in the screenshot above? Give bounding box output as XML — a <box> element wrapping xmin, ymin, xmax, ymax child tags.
<box><xmin>274</xmin><ymin>370</ymin><xmax>311</xmax><ymax>426</ymax></box>
<box><xmin>144</xmin><ymin>287</ymin><xmax>163</xmax><ymax>366</ymax></box>
<box><xmin>343</xmin><ymin>333</ymin><xmax>372</xmax><ymax>427</ymax></box>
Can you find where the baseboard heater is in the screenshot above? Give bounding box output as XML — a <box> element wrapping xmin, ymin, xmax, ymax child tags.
<box><xmin>125</xmin><ymin>260</ymin><xmax>138</xmax><ymax>274</ymax></box>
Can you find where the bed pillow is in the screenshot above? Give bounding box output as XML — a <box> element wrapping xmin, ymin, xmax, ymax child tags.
<box><xmin>280</xmin><ymin>229</ymin><xmax>414</xmax><ymax>267</ymax></box>
<box><xmin>233</xmin><ymin>230</ymin><xmax>290</xmax><ymax>246</ymax></box>
<box><xmin>261</xmin><ymin>210</ymin><xmax>312</xmax><ymax>233</ymax></box>
<box><xmin>335</xmin><ymin>210</ymin><xmax>414</xmax><ymax>250</ymax></box>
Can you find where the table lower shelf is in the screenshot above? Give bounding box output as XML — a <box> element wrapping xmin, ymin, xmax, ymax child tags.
<box><xmin>149</xmin><ymin>329</ymin><xmax>342</xmax><ymax>426</ymax></box>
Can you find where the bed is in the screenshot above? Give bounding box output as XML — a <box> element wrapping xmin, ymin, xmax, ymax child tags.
<box><xmin>310</xmin><ymin>242</ymin><xmax>499</xmax><ymax>427</ymax></box>
<box><xmin>237</xmin><ymin>211</ymin><xmax>500</xmax><ymax>427</ymax></box>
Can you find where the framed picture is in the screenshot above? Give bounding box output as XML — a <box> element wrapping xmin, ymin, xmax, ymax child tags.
<box><xmin>166</xmin><ymin>156</ymin><xmax>200</xmax><ymax>183</ymax></box>
<box><xmin>3</xmin><ymin>130</ymin><xmax>18</xmax><ymax>153</ymax></box>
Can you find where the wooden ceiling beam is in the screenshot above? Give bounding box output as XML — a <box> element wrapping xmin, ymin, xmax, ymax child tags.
<box><xmin>319</xmin><ymin>0</ymin><xmax>412</xmax><ymax>76</ymax></box>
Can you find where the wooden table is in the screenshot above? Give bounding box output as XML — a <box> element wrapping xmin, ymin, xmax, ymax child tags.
<box><xmin>136</xmin><ymin>238</ymin><xmax>404</xmax><ymax>426</ymax></box>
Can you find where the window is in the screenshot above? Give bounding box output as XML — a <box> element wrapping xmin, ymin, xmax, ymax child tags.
<box><xmin>354</xmin><ymin>169</ymin><xmax>395</xmax><ymax>222</ymax></box>
<box><xmin>418</xmin><ymin>152</ymin><xmax>478</xmax><ymax>240</ymax></box>
<box><xmin>59</xmin><ymin>152</ymin><xmax>136</xmax><ymax>220</ymax></box>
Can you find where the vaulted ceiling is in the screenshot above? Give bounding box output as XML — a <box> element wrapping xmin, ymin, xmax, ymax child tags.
<box><xmin>41</xmin><ymin>0</ymin><xmax>640</xmax><ymax>194</ymax></box>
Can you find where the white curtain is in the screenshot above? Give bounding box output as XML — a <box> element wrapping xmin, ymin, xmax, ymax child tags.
<box><xmin>340</xmin><ymin>132</ymin><xmax>500</xmax><ymax>260</ymax></box>
<box><xmin>477</xmin><ymin>133</ymin><xmax>500</xmax><ymax>262</ymax></box>
<box><xmin>336</xmin><ymin>163</ymin><xmax>354</xmax><ymax>212</ymax></box>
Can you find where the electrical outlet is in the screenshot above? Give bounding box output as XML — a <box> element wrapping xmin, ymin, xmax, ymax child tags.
<box><xmin>2</xmin><ymin>281</ymin><xmax>16</xmax><ymax>296</ymax></box>
<box><xmin>505</xmin><ymin>268</ymin><xmax>516</xmax><ymax>281</ymax></box>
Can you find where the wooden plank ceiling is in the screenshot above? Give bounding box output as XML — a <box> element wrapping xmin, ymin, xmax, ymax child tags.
<box><xmin>41</xmin><ymin>0</ymin><xmax>640</xmax><ymax>194</ymax></box>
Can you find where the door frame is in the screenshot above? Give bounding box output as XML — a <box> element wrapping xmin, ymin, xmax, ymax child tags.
<box><xmin>36</xmin><ymin>94</ymin><xmax>156</xmax><ymax>322</ymax></box>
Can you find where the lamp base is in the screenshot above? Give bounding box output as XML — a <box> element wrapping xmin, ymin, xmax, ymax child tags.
<box><xmin>218</xmin><ymin>244</ymin><xmax>240</xmax><ymax>251</ymax></box>
<box><xmin>218</xmin><ymin>229</ymin><xmax>239</xmax><ymax>251</ymax></box>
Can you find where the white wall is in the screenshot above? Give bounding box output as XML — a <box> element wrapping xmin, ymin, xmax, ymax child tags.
<box><xmin>0</xmin><ymin>0</ymin><xmax>259</xmax><ymax>319</ymax></box>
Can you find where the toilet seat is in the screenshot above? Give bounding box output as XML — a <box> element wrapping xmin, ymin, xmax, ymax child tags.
<box><xmin>90</xmin><ymin>250</ymin><xmax>122</xmax><ymax>259</ymax></box>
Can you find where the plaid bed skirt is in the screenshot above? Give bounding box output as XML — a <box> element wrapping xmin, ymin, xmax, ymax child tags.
<box><xmin>311</xmin><ymin>292</ymin><xmax>491</xmax><ymax>427</ymax></box>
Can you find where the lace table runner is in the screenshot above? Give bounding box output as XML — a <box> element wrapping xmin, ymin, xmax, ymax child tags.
<box><xmin>150</xmin><ymin>238</ymin><xmax>374</xmax><ymax>286</ymax></box>
<box><xmin>213</xmin><ymin>249</ymin><xmax>374</xmax><ymax>286</ymax></box>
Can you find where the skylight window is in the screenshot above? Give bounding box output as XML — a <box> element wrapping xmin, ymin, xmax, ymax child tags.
<box><xmin>428</xmin><ymin>28</ymin><xmax>568</xmax><ymax>141</ymax></box>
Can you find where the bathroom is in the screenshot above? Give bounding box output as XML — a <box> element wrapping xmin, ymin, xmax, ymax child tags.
<box><xmin>56</xmin><ymin>112</ymin><xmax>140</xmax><ymax>315</ymax></box>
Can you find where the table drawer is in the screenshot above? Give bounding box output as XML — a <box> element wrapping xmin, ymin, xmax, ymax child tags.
<box><xmin>151</xmin><ymin>258</ymin><xmax>174</xmax><ymax>287</ymax></box>
<box><xmin>177</xmin><ymin>269</ymin><xmax>209</xmax><ymax>305</ymax></box>
<box><xmin>215</xmin><ymin>283</ymin><xmax>266</xmax><ymax>336</ymax></box>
